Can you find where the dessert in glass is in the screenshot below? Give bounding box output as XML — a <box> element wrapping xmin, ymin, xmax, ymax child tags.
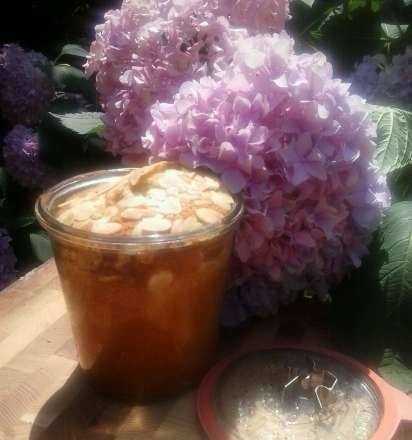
<box><xmin>35</xmin><ymin>162</ymin><xmax>242</xmax><ymax>400</ymax></box>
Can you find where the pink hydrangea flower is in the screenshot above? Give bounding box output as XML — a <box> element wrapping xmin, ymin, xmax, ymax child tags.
<box><xmin>86</xmin><ymin>0</ymin><xmax>289</xmax><ymax>160</ymax></box>
<box><xmin>122</xmin><ymin>0</ymin><xmax>289</xmax><ymax>33</ymax></box>
<box><xmin>143</xmin><ymin>33</ymin><xmax>390</xmax><ymax>321</ymax></box>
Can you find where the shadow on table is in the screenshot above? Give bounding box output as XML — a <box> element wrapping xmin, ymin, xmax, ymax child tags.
<box><xmin>29</xmin><ymin>367</ymin><xmax>114</xmax><ymax>440</ymax></box>
<box><xmin>29</xmin><ymin>367</ymin><xmax>170</xmax><ymax>440</ymax></box>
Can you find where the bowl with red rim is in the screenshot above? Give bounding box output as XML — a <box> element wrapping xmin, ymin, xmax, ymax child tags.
<box><xmin>197</xmin><ymin>345</ymin><xmax>412</xmax><ymax>440</ymax></box>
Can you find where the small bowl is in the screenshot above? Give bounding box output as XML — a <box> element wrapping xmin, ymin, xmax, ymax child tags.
<box><xmin>197</xmin><ymin>345</ymin><xmax>412</xmax><ymax>440</ymax></box>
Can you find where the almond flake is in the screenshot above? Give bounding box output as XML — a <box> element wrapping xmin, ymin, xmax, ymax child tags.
<box><xmin>171</xmin><ymin>218</ymin><xmax>184</xmax><ymax>234</ymax></box>
<box><xmin>196</xmin><ymin>207</ymin><xmax>224</xmax><ymax>224</ymax></box>
<box><xmin>118</xmin><ymin>195</ymin><xmax>146</xmax><ymax>208</ymax></box>
<box><xmin>121</xmin><ymin>208</ymin><xmax>144</xmax><ymax>220</ymax></box>
<box><xmin>73</xmin><ymin>202</ymin><xmax>95</xmax><ymax>221</ymax></box>
<box><xmin>159</xmin><ymin>197</ymin><xmax>182</xmax><ymax>215</ymax></box>
<box><xmin>140</xmin><ymin>216</ymin><xmax>172</xmax><ymax>233</ymax></box>
<box><xmin>183</xmin><ymin>215</ymin><xmax>203</xmax><ymax>231</ymax></box>
<box><xmin>92</xmin><ymin>221</ymin><xmax>122</xmax><ymax>235</ymax></box>
<box><xmin>211</xmin><ymin>191</ymin><xmax>234</xmax><ymax>209</ymax></box>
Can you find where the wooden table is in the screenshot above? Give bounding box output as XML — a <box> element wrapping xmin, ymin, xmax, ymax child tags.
<box><xmin>0</xmin><ymin>260</ymin><xmax>411</xmax><ymax>440</ymax></box>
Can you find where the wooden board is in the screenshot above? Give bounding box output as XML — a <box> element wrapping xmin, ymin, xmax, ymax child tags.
<box><xmin>0</xmin><ymin>260</ymin><xmax>410</xmax><ymax>440</ymax></box>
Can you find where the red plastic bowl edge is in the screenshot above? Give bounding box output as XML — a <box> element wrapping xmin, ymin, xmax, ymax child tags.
<box><xmin>197</xmin><ymin>344</ymin><xmax>411</xmax><ymax>440</ymax></box>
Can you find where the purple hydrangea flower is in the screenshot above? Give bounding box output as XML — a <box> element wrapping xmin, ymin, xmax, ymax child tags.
<box><xmin>221</xmin><ymin>276</ymin><xmax>279</xmax><ymax>327</ymax></box>
<box><xmin>350</xmin><ymin>47</ymin><xmax>412</xmax><ymax>109</ymax></box>
<box><xmin>86</xmin><ymin>0</ymin><xmax>289</xmax><ymax>160</ymax></box>
<box><xmin>144</xmin><ymin>33</ymin><xmax>390</xmax><ymax>322</ymax></box>
<box><xmin>0</xmin><ymin>44</ymin><xmax>54</xmax><ymax>126</ymax></box>
<box><xmin>0</xmin><ymin>228</ymin><xmax>17</xmax><ymax>291</ymax></box>
<box><xmin>3</xmin><ymin>126</ymin><xmax>55</xmax><ymax>189</ymax></box>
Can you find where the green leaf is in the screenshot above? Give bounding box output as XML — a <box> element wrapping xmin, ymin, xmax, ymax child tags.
<box><xmin>379</xmin><ymin>352</ymin><xmax>412</xmax><ymax>394</ymax></box>
<box><xmin>38</xmin><ymin>112</ymin><xmax>114</xmax><ymax>173</ymax></box>
<box><xmin>379</xmin><ymin>202</ymin><xmax>412</xmax><ymax>318</ymax></box>
<box><xmin>331</xmin><ymin>233</ymin><xmax>387</xmax><ymax>365</ymax></box>
<box><xmin>381</xmin><ymin>23</ymin><xmax>409</xmax><ymax>40</ymax></box>
<box><xmin>370</xmin><ymin>0</ymin><xmax>381</xmax><ymax>12</ymax></box>
<box><xmin>371</xmin><ymin>107</ymin><xmax>412</xmax><ymax>174</ymax></box>
<box><xmin>347</xmin><ymin>0</ymin><xmax>368</xmax><ymax>13</ymax></box>
<box><xmin>388</xmin><ymin>165</ymin><xmax>412</xmax><ymax>202</ymax></box>
<box><xmin>53</xmin><ymin>64</ymin><xmax>96</xmax><ymax>103</ymax></box>
<box><xmin>53</xmin><ymin>64</ymin><xmax>85</xmax><ymax>87</ymax></box>
<box><xmin>49</xmin><ymin>112</ymin><xmax>104</xmax><ymax>135</ymax></box>
<box><xmin>29</xmin><ymin>233</ymin><xmax>53</xmax><ymax>263</ymax></box>
<box><xmin>2</xmin><ymin>215</ymin><xmax>36</xmax><ymax>230</ymax></box>
<box><xmin>298</xmin><ymin>0</ymin><xmax>315</xmax><ymax>7</ymax></box>
<box><xmin>403</xmin><ymin>0</ymin><xmax>412</xmax><ymax>6</ymax></box>
<box><xmin>56</xmin><ymin>44</ymin><xmax>89</xmax><ymax>62</ymax></box>
<box><xmin>13</xmin><ymin>216</ymin><xmax>36</xmax><ymax>229</ymax></box>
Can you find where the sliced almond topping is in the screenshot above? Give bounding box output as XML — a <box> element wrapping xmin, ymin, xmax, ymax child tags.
<box><xmin>55</xmin><ymin>163</ymin><xmax>233</xmax><ymax>237</ymax></box>
<box><xmin>129</xmin><ymin>161</ymin><xmax>169</xmax><ymax>188</ymax></box>
<box><xmin>159</xmin><ymin>197</ymin><xmax>182</xmax><ymax>215</ymax></box>
<box><xmin>183</xmin><ymin>215</ymin><xmax>203</xmax><ymax>231</ymax></box>
<box><xmin>140</xmin><ymin>216</ymin><xmax>172</xmax><ymax>233</ymax></box>
<box><xmin>73</xmin><ymin>202</ymin><xmax>95</xmax><ymax>221</ymax></box>
<box><xmin>105</xmin><ymin>206</ymin><xmax>119</xmax><ymax>218</ymax></box>
<box><xmin>131</xmin><ymin>223</ymin><xmax>143</xmax><ymax>236</ymax></box>
<box><xmin>92</xmin><ymin>221</ymin><xmax>122</xmax><ymax>235</ymax></box>
<box><xmin>120</xmin><ymin>208</ymin><xmax>145</xmax><ymax>220</ymax></box>
<box><xmin>145</xmin><ymin>197</ymin><xmax>161</xmax><ymax>208</ymax></box>
<box><xmin>202</xmin><ymin>175</ymin><xmax>220</xmax><ymax>190</ymax></box>
<box><xmin>194</xmin><ymin>199</ymin><xmax>210</xmax><ymax>206</ymax></box>
<box><xmin>181</xmin><ymin>193</ymin><xmax>198</xmax><ymax>201</ymax></box>
<box><xmin>147</xmin><ymin>188</ymin><xmax>167</xmax><ymax>201</ymax></box>
<box><xmin>118</xmin><ymin>195</ymin><xmax>146</xmax><ymax>208</ymax></box>
<box><xmin>166</xmin><ymin>187</ymin><xmax>180</xmax><ymax>196</ymax></box>
<box><xmin>57</xmin><ymin>209</ymin><xmax>75</xmax><ymax>226</ymax></box>
<box><xmin>171</xmin><ymin>218</ymin><xmax>184</xmax><ymax>234</ymax></box>
<box><xmin>158</xmin><ymin>173</ymin><xmax>188</xmax><ymax>191</ymax></box>
<box><xmin>196</xmin><ymin>207</ymin><xmax>224</xmax><ymax>225</ymax></box>
<box><xmin>211</xmin><ymin>191</ymin><xmax>234</xmax><ymax>209</ymax></box>
<box><xmin>191</xmin><ymin>176</ymin><xmax>206</xmax><ymax>191</ymax></box>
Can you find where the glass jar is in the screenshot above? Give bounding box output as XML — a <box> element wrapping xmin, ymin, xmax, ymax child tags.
<box><xmin>35</xmin><ymin>169</ymin><xmax>242</xmax><ymax>400</ymax></box>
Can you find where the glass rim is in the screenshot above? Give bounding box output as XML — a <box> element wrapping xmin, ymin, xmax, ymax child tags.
<box><xmin>35</xmin><ymin>168</ymin><xmax>244</xmax><ymax>249</ymax></box>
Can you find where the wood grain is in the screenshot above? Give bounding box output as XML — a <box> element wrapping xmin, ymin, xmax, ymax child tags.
<box><xmin>0</xmin><ymin>259</ymin><xmax>410</xmax><ymax>440</ymax></box>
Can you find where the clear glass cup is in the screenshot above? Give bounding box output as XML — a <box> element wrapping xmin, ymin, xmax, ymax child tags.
<box><xmin>35</xmin><ymin>169</ymin><xmax>242</xmax><ymax>400</ymax></box>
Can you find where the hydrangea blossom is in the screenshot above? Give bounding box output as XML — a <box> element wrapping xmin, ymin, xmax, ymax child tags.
<box><xmin>86</xmin><ymin>0</ymin><xmax>289</xmax><ymax>160</ymax></box>
<box><xmin>123</xmin><ymin>0</ymin><xmax>290</xmax><ymax>33</ymax></box>
<box><xmin>3</xmin><ymin>126</ymin><xmax>55</xmax><ymax>189</ymax></box>
<box><xmin>0</xmin><ymin>44</ymin><xmax>54</xmax><ymax>126</ymax></box>
<box><xmin>351</xmin><ymin>47</ymin><xmax>412</xmax><ymax>110</ymax></box>
<box><xmin>144</xmin><ymin>33</ymin><xmax>390</xmax><ymax>322</ymax></box>
<box><xmin>0</xmin><ymin>228</ymin><xmax>17</xmax><ymax>291</ymax></box>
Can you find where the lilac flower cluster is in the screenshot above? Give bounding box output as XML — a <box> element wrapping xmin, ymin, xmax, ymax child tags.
<box><xmin>85</xmin><ymin>0</ymin><xmax>289</xmax><ymax>160</ymax></box>
<box><xmin>350</xmin><ymin>47</ymin><xmax>412</xmax><ymax>109</ymax></box>
<box><xmin>3</xmin><ymin>126</ymin><xmax>54</xmax><ymax>189</ymax></box>
<box><xmin>0</xmin><ymin>44</ymin><xmax>54</xmax><ymax>126</ymax></box>
<box><xmin>144</xmin><ymin>33</ymin><xmax>390</xmax><ymax>316</ymax></box>
<box><xmin>0</xmin><ymin>229</ymin><xmax>17</xmax><ymax>291</ymax></box>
